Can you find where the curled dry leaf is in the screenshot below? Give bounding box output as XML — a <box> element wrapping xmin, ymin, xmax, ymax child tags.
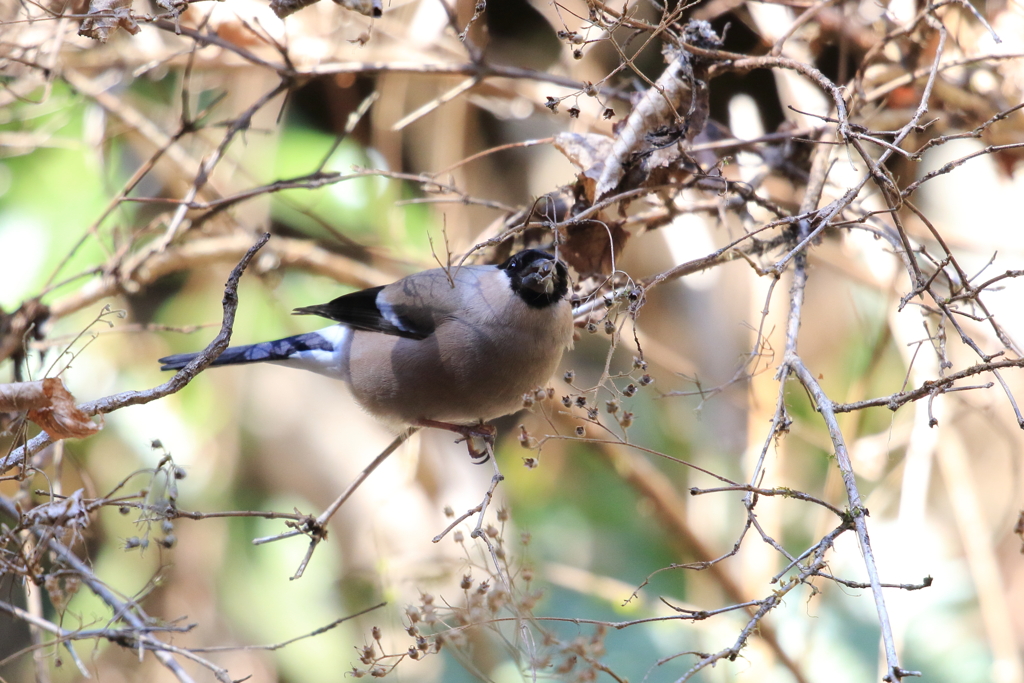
<box><xmin>560</xmin><ymin>220</ymin><xmax>630</xmax><ymax>278</ymax></box>
<box><xmin>269</xmin><ymin>0</ymin><xmax>318</xmax><ymax>18</ymax></box>
<box><xmin>23</xmin><ymin>489</ymin><xmax>91</xmax><ymax>530</ymax></box>
<box><xmin>1015</xmin><ymin>510</ymin><xmax>1024</xmax><ymax>552</ymax></box>
<box><xmin>271</xmin><ymin>0</ymin><xmax>380</xmax><ymax>18</ymax></box>
<box><xmin>0</xmin><ymin>378</ymin><xmax>102</xmax><ymax>440</ymax></box>
<box><xmin>551</xmin><ymin>136</ymin><xmax>630</xmax><ymax>275</ymax></box>
<box><xmin>0</xmin><ymin>298</ymin><xmax>50</xmax><ymax>367</ymax></box>
<box><xmin>593</xmin><ymin>20</ymin><xmax>722</xmax><ymax>200</ymax></box>
<box><xmin>554</xmin><ymin>132</ymin><xmax>615</xmax><ymax>202</ymax></box>
<box><xmin>0</xmin><ymin>380</ymin><xmax>52</xmax><ymax>412</ymax></box>
<box><xmin>333</xmin><ymin>0</ymin><xmax>382</xmax><ymax>18</ymax></box>
<box><xmin>78</xmin><ymin>0</ymin><xmax>140</xmax><ymax>42</ymax></box>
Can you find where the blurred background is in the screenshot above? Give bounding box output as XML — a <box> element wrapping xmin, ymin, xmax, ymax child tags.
<box><xmin>2</xmin><ymin>0</ymin><xmax>1024</xmax><ymax>681</ymax></box>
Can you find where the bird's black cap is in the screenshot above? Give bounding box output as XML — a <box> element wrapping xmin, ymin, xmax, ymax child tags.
<box><xmin>500</xmin><ymin>249</ymin><xmax>570</xmax><ymax>309</ymax></box>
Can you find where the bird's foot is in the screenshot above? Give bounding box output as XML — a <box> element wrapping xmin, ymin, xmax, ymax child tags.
<box><xmin>416</xmin><ymin>419</ymin><xmax>496</xmax><ymax>462</ymax></box>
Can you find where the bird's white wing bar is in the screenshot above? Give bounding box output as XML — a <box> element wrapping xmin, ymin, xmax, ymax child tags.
<box><xmin>269</xmin><ymin>325</ymin><xmax>352</xmax><ymax>381</ymax></box>
<box><xmin>293</xmin><ymin>285</ymin><xmax>433</xmax><ymax>340</ymax></box>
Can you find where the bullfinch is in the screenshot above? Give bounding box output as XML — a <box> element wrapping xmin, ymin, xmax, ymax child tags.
<box><xmin>159</xmin><ymin>249</ymin><xmax>574</xmax><ymax>437</ymax></box>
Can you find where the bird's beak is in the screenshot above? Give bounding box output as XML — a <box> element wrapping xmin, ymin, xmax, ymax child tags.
<box><xmin>520</xmin><ymin>258</ymin><xmax>558</xmax><ymax>295</ymax></box>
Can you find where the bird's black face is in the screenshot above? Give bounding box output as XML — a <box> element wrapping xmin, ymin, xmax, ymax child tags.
<box><xmin>500</xmin><ymin>249</ymin><xmax>570</xmax><ymax>308</ymax></box>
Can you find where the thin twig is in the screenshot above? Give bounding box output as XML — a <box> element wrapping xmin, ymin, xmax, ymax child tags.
<box><xmin>2</xmin><ymin>233</ymin><xmax>271</xmax><ymax>473</ymax></box>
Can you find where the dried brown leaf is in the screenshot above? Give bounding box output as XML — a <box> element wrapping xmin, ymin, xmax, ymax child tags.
<box><xmin>0</xmin><ymin>298</ymin><xmax>50</xmax><ymax>367</ymax></box>
<box><xmin>333</xmin><ymin>0</ymin><xmax>382</xmax><ymax>18</ymax></box>
<box><xmin>560</xmin><ymin>220</ymin><xmax>630</xmax><ymax>278</ymax></box>
<box><xmin>271</xmin><ymin>0</ymin><xmax>380</xmax><ymax>18</ymax></box>
<box><xmin>594</xmin><ymin>21</ymin><xmax>721</xmax><ymax>200</ymax></box>
<box><xmin>554</xmin><ymin>132</ymin><xmax>614</xmax><ymax>203</ymax></box>
<box><xmin>0</xmin><ymin>381</ymin><xmax>51</xmax><ymax>412</ymax></box>
<box><xmin>23</xmin><ymin>489</ymin><xmax>90</xmax><ymax>529</ymax></box>
<box><xmin>23</xmin><ymin>378</ymin><xmax>100</xmax><ymax>440</ymax></box>
<box><xmin>78</xmin><ymin>0</ymin><xmax>140</xmax><ymax>42</ymax></box>
<box><xmin>269</xmin><ymin>0</ymin><xmax>318</xmax><ymax>18</ymax></box>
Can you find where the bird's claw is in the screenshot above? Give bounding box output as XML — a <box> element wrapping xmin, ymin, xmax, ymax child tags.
<box><xmin>416</xmin><ymin>420</ymin><xmax>496</xmax><ymax>463</ymax></box>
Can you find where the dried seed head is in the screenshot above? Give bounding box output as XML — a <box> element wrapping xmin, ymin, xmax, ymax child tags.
<box><xmin>556</xmin><ymin>655</ymin><xmax>578</xmax><ymax>673</ymax></box>
<box><xmin>575</xmin><ymin>396</ymin><xmax>587</xmax><ymax>407</ymax></box>
<box><xmin>620</xmin><ymin>411</ymin><xmax>634</xmax><ymax>428</ymax></box>
<box><xmin>586</xmin><ymin>322</ymin><xmax>598</xmax><ymax>333</ymax></box>
<box><xmin>633</xmin><ymin>357</ymin><xmax>648</xmax><ymax>370</ymax></box>
<box><xmin>497</xmin><ymin>507</ymin><xmax>509</xmax><ymax>522</ymax></box>
<box><xmin>564</xmin><ymin>370</ymin><xmax>575</xmax><ymax>383</ymax></box>
<box><xmin>461</xmin><ymin>574</ymin><xmax>473</xmax><ymax>590</ymax></box>
<box><xmin>604</xmin><ymin>320</ymin><xmax>615</xmax><ymax>335</ymax></box>
<box><xmin>453</xmin><ymin>530</ymin><xmax>464</xmax><ymax>543</ymax></box>
<box><xmin>520</xmin><ymin>590</ymin><xmax>543</xmax><ymax>611</ymax></box>
<box><xmin>586</xmin><ymin>407</ymin><xmax>598</xmax><ymax>420</ymax></box>
<box><xmin>639</xmin><ymin>374</ymin><xmax>654</xmax><ymax>386</ymax></box>
<box><xmin>487</xmin><ymin>587</ymin><xmax>509</xmax><ymax>612</ymax></box>
<box><xmin>562</xmin><ymin>395</ymin><xmax>573</xmax><ymax>407</ymax></box>
<box><xmin>523</xmin><ymin>457</ymin><xmax>538</xmax><ymax>469</ymax></box>
<box><xmin>606</xmin><ymin>399</ymin><xmax>620</xmax><ymax>414</ymax></box>
<box><xmin>372</xmin><ymin>626</ymin><xmax>382</xmax><ymax>641</ymax></box>
<box><xmin>623</xmin><ymin>384</ymin><xmax>637</xmax><ymax>397</ymax></box>
<box><xmin>522</xmin><ymin>393</ymin><xmax>535</xmax><ymax>408</ymax></box>
<box><xmin>575</xmin><ymin>426</ymin><xmax>586</xmax><ymax>437</ymax></box>
<box><xmin>443</xmin><ymin>505</ymin><xmax>454</xmax><ymax>518</ymax></box>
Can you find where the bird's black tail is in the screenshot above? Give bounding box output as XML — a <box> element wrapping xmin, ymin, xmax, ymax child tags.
<box><xmin>159</xmin><ymin>332</ymin><xmax>335</xmax><ymax>371</ymax></box>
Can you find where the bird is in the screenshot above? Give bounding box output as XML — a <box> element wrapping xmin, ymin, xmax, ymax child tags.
<box><xmin>159</xmin><ymin>249</ymin><xmax>574</xmax><ymax>453</ymax></box>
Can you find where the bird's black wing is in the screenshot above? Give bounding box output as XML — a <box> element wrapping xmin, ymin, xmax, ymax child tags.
<box><xmin>292</xmin><ymin>286</ymin><xmax>434</xmax><ymax>340</ymax></box>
